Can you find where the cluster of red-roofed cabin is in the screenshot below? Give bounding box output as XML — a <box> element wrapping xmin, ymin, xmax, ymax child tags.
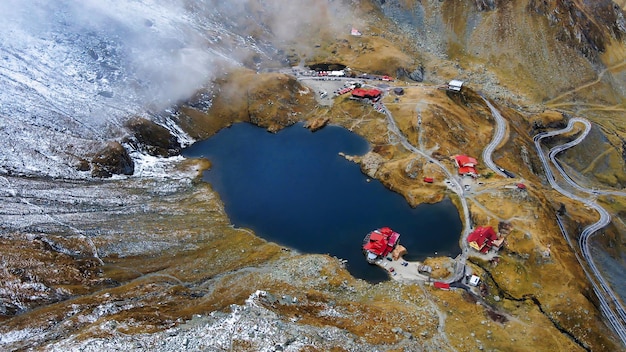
<box><xmin>362</xmin><ymin>227</ymin><xmax>401</xmax><ymax>263</ymax></box>
<box><xmin>351</xmin><ymin>88</ymin><xmax>382</xmax><ymax>102</ymax></box>
<box><xmin>467</xmin><ymin>226</ymin><xmax>504</xmax><ymax>253</ymax></box>
<box><xmin>454</xmin><ymin>155</ymin><xmax>478</xmax><ymax>178</ymax></box>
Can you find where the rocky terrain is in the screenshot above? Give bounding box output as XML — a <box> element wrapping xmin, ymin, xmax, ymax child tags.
<box><xmin>1</xmin><ymin>0</ymin><xmax>626</xmax><ymax>351</ymax></box>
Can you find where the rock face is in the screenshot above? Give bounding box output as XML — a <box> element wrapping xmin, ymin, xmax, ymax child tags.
<box><xmin>359</xmin><ymin>152</ymin><xmax>386</xmax><ymax>178</ymax></box>
<box><xmin>91</xmin><ymin>142</ymin><xmax>134</xmax><ymax>178</ymax></box>
<box><xmin>474</xmin><ymin>0</ymin><xmax>497</xmax><ymax>11</ymax></box>
<box><xmin>304</xmin><ymin>116</ymin><xmax>330</xmax><ymax>132</ymax></box>
<box><xmin>397</xmin><ymin>66</ymin><xmax>424</xmax><ymax>82</ymax></box>
<box><xmin>125</xmin><ymin>118</ymin><xmax>181</xmax><ymax>157</ymax></box>
<box><xmin>528</xmin><ymin>0</ymin><xmax>626</xmax><ymax>58</ymax></box>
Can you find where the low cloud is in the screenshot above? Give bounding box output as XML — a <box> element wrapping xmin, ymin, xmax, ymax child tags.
<box><xmin>0</xmin><ymin>0</ymin><xmax>357</xmax><ymax>175</ymax></box>
<box><xmin>1</xmin><ymin>0</ymin><xmax>357</xmax><ymax>116</ymax></box>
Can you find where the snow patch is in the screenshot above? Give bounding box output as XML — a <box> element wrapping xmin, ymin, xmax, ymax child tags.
<box><xmin>0</xmin><ymin>327</ymin><xmax>42</xmax><ymax>347</ymax></box>
<box><xmin>130</xmin><ymin>152</ymin><xmax>187</xmax><ymax>179</ymax></box>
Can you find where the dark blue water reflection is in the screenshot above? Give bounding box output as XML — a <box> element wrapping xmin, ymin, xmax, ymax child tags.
<box><xmin>183</xmin><ymin>123</ymin><xmax>461</xmax><ymax>282</ymax></box>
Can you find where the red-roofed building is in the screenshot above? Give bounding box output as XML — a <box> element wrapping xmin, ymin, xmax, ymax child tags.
<box><xmin>352</xmin><ymin>88</ymin><xmax>382</xmax><ymax>102</ymax></box>
<box><xmin>455</xmin><ymin>155</ymin><xmax>477</xmax><ymax>168</ymax></box>
<box><xmin>455</xmin><ymin>155</ymin><xmax>478</xmax><ymax>177</ymax></box>
<box><xmin>363</xmin><ymin>227</ymin><xmax>400</xmax><ymax>263</ymax></box>
<box><xmin>458</xmin><ymin>166</ymin><xmax>477</xmax><ymax>177</ymax></box>
<box><xmin>467</xmin><ymin>226</ymin><xmax>503</xmax><ymax>253</ymax></box>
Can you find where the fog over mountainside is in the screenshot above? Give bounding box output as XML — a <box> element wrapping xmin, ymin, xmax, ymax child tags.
<box><xmin>0</xmin><ymin>0</ymin><xmax>353</xmax><ymax>177</ymax></box>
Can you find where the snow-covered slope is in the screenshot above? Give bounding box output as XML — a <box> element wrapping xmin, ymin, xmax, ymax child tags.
<box><xmin>0</xmin><ymin>0</ymin><xmax>297</xmax><ymax>177</ymax></box>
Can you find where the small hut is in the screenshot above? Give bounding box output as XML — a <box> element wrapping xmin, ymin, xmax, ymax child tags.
<box><xmin>447</xmin><ymin>79</ymin><xmax>464</xmax><ymax>92</ymax></box>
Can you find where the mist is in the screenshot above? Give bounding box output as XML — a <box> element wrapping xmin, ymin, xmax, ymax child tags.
<box><xmin>0</xmin><ymin>0</ymin><xmax>357</xmax><ymax>116</ymax></box>
<box><xmin>0</xmin><ymin>0</ymin><xmax>357</xmax><ymax>177</ymax></box>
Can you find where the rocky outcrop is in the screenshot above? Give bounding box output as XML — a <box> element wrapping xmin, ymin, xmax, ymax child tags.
<box><xmin>528</xmin><ymin>0</ymin><xmax>626</xmax><ymax>58</ymax></box>
<box><xmin>359</xmin><ymin>151</ymin><xmax>386</xmax><ymax>178</ymax></box>
<box><xmin>397</xmin><ymin>65</ymin><xmax>424</xmax><ymax>82</ymax></box>
<box><xmin>474</xmin><ymin>0</ymin><xmax>497</xmax><ymax>11</ymax></box>
<box><xmin>304</xmin><ymin>116</ymin><xmax>330</xmax><ymax>132</ymax></box>
<box><xmin>125</xmin><ymin>117</ymin><xmax>181</xmax><ymax>157</ymax></box>
<box><xmin>91</xmin><ymin>142</ymin><xmax>134</xmax><ymax>178</ymax></box>
<box><xmin>0</xmin><ymin>233</ymin><xmax>105</xmax><ymax>317</ymax></box>
<box><xmin>177</xmin><ymin>70</ymin><xmax>317</xmax><ymax>139</ymax></box>
<box><xmin>530</xmin><ymin>111</ymin><xmax>567</xmax><ymax>131</ymax></box>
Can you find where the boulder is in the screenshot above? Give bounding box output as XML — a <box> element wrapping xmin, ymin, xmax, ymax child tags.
<box><xmin>360</xmin><ymin>152</ymin><xmax>386</xmax><ymax>178</ymax></box>
<box><xmin>304</xmin><ymin>116</ymin><xmax>330</xmax><ymax>132</ymax></box>
<box><xmin>392</xmin><ymin>245</ymin><xmax>407</xmax><ymax>260</ymax></box>
<box><xmin>397</xmin><ymin>65</ymin><xmax>424</xmax><ymax>82</ymax></box>
<box><xmin>91</xmin><ymin>141</ymin><xmax>134</xmax><ymax>178</ymax></box>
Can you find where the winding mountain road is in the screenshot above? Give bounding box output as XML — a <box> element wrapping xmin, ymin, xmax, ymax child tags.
<box><xmin>381</xmin><ymin>86</ymin><xmax>625</xmax><ymax>342</ymax></box>
<box><xmin>375</xmin><ymin>101</ymin><xmax>473</xmax><ymax>283</ymax></box>
<box><xmin>298</xmin><ymin>76</ymin><xmax>625</xmax><ymax>344</ymax></box>
<box><xmin>549</xmin><ymin>133</ymin><xmax>626</xmax><ymax>198</ymax></box>
<box><xmin>481</xmin><ymin>97</ymin><xmax>508</xmax><ymax>177</ymax></box>
<box><xmin>380</xmin><ymin>83</ymin><xmax>626</xmax><ymax>344</ymax></box>
<box><xmin>534</xmin><ymin>118</ymin><xmax>626</xmax><ymax>344</ymax></box>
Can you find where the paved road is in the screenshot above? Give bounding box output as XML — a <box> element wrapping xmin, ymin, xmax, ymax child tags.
<box><xmin>481</xmin><ymin>97</ymin><xmax>508</xmax><ymax>177</ymax></box>
<box><xmin>548</xmin><ymin>130</ymin><xmax>626</xmax><ymax>198</ymax></box>
<box><xmin>295</xmin><ymin>76</ymin><xmax>475</xmax><ymax>281</ymax></box>
<box><xmin>534</xmin><ymin>118</ymin><xmax>626</xmax><ymax>345</ymax></box>
<box><xmin>373</xmin><ymin>91</ymin><xmax>474</xmax><ymax>284</ymax></box>
<box><xmin>297</xmin><ymin>76</ymin><xmax>626</xmax><ymax>344</ymax></box>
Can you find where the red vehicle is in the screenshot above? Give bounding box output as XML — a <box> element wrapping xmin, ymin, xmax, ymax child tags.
<box><xmin>434</xmin><ymin>282</ymin><xmax>450</xmax><ymax>290</ymax></box>
<box><xmin>336</xmin><ymin>86</ymin><xmax>354</xmax><ymax>95</ymax></box>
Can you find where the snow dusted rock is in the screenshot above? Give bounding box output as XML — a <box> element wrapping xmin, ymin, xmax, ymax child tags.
<box><xmin>0</xmin><ymin>1</ymin><xmax>252</xmax><ymax>178</ymax></box>
<box><xmin>0</xmin><ymin>0</ymin><xmax>358</xmax><ymax>179</ymax></box>
<box><xmin>124</xmin><ymin>117</ymin><xmax>182</xmax><ymax>158</ymax></box>
<box><xmin>39</xmin><ymin>290</ymin><xmax>372</xmax><ymax>352</ymax></box>
<box><xmin>91</xmin><ymin>142</ymin><xmax>134</xmax><ymax>178</ymax></box>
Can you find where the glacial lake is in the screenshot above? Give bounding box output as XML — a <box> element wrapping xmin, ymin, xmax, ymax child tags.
<box><xmin>183</xmin><ymin>122</ymin><xmax>462</xmax><ymax>282</ymax></box>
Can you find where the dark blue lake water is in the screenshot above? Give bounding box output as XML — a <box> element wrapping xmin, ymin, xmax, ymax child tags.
<box><xmin>183</xmin><ymin>122</ymin><xmax>461</xmax><ymax>282</ymax></box>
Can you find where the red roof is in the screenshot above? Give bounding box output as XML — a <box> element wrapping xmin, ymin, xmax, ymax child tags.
<box><xmin>423</xmin><ymin>177</ymin><xmax>434</xmax><ymax>183</ymax></box>
<box><xmin>455</xmin><ymin>155</ymin><xmax>477</xmax><ymax>168</ymax></box>
<box><xmin>434</xmin><ymin>282</ymin><xmax>450</xmax><ymax>290</ymax></box>
<box><xmin>363</xmin><ymin>228</ymin><xmax>400</xmax><ymax>257</ymax></box>
<box><xmin>363</xmin><ymin>233</ymin><xmax>387</xmax><ymax>256</ymax></box>
<box><xmin>388</xmin><ymin>232</ymin><xmax>400</xmax><ymax>247</ymax></box>
<box><xmin>458</xmin><ymin>166</ymin><xmax>477</xmax><ymax>176</ymax></box>
<box><xmin>352</xmin><ymin>88</ymin><xmax>382</xmax><ymax>99</ymax></box>
<box><xmin>517</xmin><ymin>183</ymin><xmax>527</xmax><ymax>189</ymax></box>
<box><xmin>467</xmin><ymin>226</ymin><xmax>498</xmax><ymax>253</ymax></box>
<box><xmin>380</xmin><ymin>227</ymin><xmax>393</xmax><ymax>235</ymax></box>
